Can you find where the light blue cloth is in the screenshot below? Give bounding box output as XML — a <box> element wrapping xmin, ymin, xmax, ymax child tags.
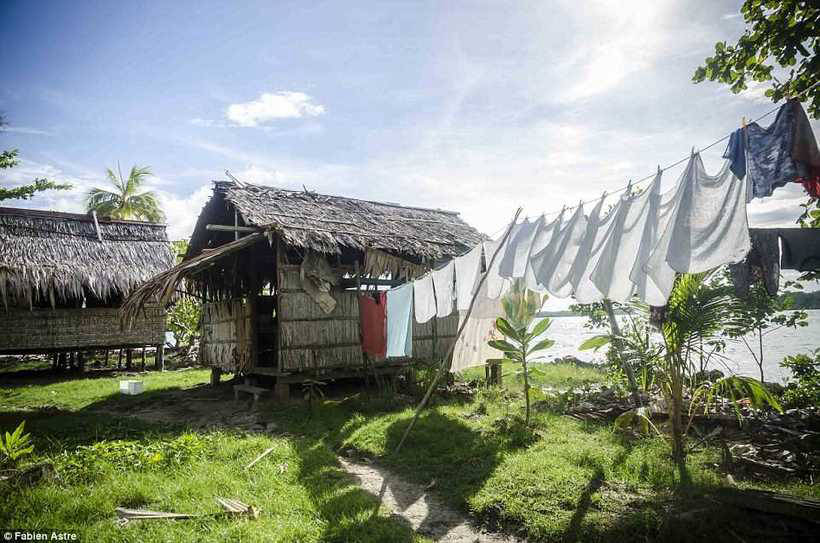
<box><xmin>386</xmin><ymin>283</ymin><xmax>413</xmax><ymax>357</ymax></box>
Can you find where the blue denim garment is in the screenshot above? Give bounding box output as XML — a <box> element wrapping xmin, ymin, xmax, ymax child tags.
<box><xmin>745</xmin><ymin>102</ymin><xmax>800</xmax><ymax>199</ymax></box>
<box><xmin>722</xmin><ymin>128</ymin><xmax>746</xmax><ymax>180</ymax></box>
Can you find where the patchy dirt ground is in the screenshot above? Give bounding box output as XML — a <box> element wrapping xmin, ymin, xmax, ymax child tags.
<box><xmin>337</xmin><ymin>457</ymin><xmax>523</xmax><ymax>543</ymax></box>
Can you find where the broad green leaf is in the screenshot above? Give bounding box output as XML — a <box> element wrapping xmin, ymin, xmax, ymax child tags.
<box><xmin>488</xmin><ymin>339</ymin><xmax>518</xmax><ymax>353</ymax></box>
<box><xmin>528</xmin><ymin>317</ymin><xmax>552</xmax><ymax>340</ymax></box>
<box><xmin>579</xmin><ymin>335</ymin><xmax>611</xmax><ymax>351</ymax></box>
<box><xmin>528</xmin><ymin>338</ymin><xmax>555</xmax><ymax>354</ymax></box>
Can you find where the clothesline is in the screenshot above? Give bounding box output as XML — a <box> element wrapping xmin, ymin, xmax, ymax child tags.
<box><xmin>531</xmin><ymin>80</ymin><xmax>820</xmax><ymax>220</ymax></box>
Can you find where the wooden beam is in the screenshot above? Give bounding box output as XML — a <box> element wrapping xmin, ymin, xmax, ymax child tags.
<box><xmin>206</xmin><ymin>224</ymin><xmax>260</xmax><ymax>233</ymax></box>
<box><xmin>91</xmin><ymin>211</ymin><xmax>103</xmax><ymax>242</ymax></box>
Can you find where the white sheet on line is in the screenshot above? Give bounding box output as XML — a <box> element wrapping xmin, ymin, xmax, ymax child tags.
<box><xmin>483</xmin><ymin>238</ymin><xmax>510</xmax><ymax>300</ymax></box>
<box><xmin>591</xmin><ymin>181</ymin><xmax>656</xmax><ymax>303</ymax></box>
<box><xmin>454</xmin><ymin>243</ymin><xmax>483</xmax><ymax>311</ymax></box>
<box><xmin>527</xmin><ymin>210</ymin><xmax>566</xmax><ymax>292</ymax></box>
<box><xmin>432</xmin><ymin>260</ymin><xmax>455</xmax><ymax>318</ymax></box>
<box><xmin>630</xmin><ymin>172</ymin><xmax>678</xmax><ymax>306</ymax></box>
<box><xmin>450</xmin><ymin>281</ymin><xmax>504</xmax><ymax>373</ymax></box>
<box><xmin>567</xmin><ymin>194</ymin><xmax>619</xmax><ymax>304</ymax></box>
<box><xmin>499</xmin><ymin>217</ymin><xmax>541</xmax><ymax>279</ymax></box>
<box><xmin>538</xmin><ymin>205</ymin><xmax>588</xmax><ymax>298</ymax></box>
<box><xmin>645</xmin><ymin>155</ymin><xmax>751</xmax><ymax>295</ymax></box>
<box><xmin>413</xmin><ymin>273</ymin><xmax>437</xmax><ymax>323</ymax></box>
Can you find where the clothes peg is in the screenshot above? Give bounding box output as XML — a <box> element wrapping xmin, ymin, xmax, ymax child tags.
<box><xmin>691</xmin><ymin>146</ymin><xmax>697</xmax><ymax>157</ymax></box>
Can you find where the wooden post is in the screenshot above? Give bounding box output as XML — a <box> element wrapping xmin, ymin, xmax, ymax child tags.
<box><xmin>155</xmin><ymin>344</ymin><xmax>165</xmax><ymax>371</ymax></box>
<box><xmin>77</xmin><ymin>352</ymin><xmax>85</xmax><ymax>373</ymax></box>
<box><xmin>69</xmin><ymin>351</ymin><xmax>76</xmax><ymax>370</ymax></box>
<box><xmin>104</xmin><ymin>350</ymin><xmax>110</xmax><ymax>367</ymax></box>
<box><xmin>141</xmin><ymin>348</ymin><xmax>146</xmax><ymax>369</ymax></box>
<box><xmin>118</xmin><ymin>349</ymin><xmax>123</xmax><ymax>369</ymax></box>
<box><xmin>210</xmin><ymin>367</ymin><xmax>222</xmax><ymax>387</ymax></box>
<box><xmin>57</xmin><ymin>352</ymin><xmax>67</xmax><ymax>371</ymax></box>
<box><xmin>126</xmin><ymin>349</ymin><xmax>133</xmax><ymax>370</ymax></box>
<box><xmin>51</xmin><ymin>353</ymin><xmax>58</xmax><ymax>371</ymax></box>
<box><xmin>395</xmin><ymin>208</ymin><xmax>522</xmax><ymax>454</ymax></box>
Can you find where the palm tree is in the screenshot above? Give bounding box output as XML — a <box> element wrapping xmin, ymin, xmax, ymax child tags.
<box><xmin>86</xmin><ymin>164</ymin><xmax>164</xmax><ymax>222</ymax></box>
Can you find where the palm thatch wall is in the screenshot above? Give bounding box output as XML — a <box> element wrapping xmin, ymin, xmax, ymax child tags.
<box><xmin>0</xmin><ymin>305</ymin><xmax>165</xmax><ymax>354</ymax></box>
<box><xmin>0</xmin><ymin>207</ymin><xmax>174</xmax><ymax>308</ymax></box>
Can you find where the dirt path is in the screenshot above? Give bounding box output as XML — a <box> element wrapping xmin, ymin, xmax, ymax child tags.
<box><xmin>338</xmin><ymin>457</ymin><xmax>523</xmax><ymax>543</ymax></box>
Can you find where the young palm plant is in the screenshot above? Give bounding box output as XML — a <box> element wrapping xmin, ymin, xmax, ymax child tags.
<box><xmin>488</xmin><ymin>280</ymin><xmax>554</xmax><ymax>426</ymax></box>
<box><xmin>86</xmin><ymin>163</ymin><xmax>164</xmax><ymax>222</ymax></box>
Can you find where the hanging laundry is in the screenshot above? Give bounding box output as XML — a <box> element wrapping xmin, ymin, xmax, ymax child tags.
<box><xmin>535</xmin><ymin>205</ymin><xmax>587</xmax><ymax>298</ymax></box>
<box><xmin>779</xmin><ymin>228</ymin><xmax>820</xmax><ymax>272</ymax></box>
<box><xmin>413</xmin><ymin>274</ymin><xmax>437</xmax><ymax>323</ymax></box>
<box><xmin>454</xmin><ymin>243</ymin><xmax>483</xmax><ymax>311</ymax></box>
<box><xmin>745</xmin><ymin>100</ymin><xmax>820</xmax><ymax>198</ymax></box>
<box><xmin>499</xmin><ymin>217</ymin><xmax>542</xmax><ymax>279</ymax></box>
<box><xmin>728</xmin><ymin>229</ymin><xmax>780</xmax><ymax>297</ymax></box>
<box><xmin>525</xmin><ymin>213</ymin><xmax>562</xmax><ymax>292</ymax></box>
<box><xmin>386</xmin><ymin>283</ymin><xmax>413</xmax><ymax>357</ymax></box>
<box><xmin>567</xmin><ymin>195</ymin><xmax>618</xmax><ymax>304</ymax></box>
<box><xmin>450</xmin><ymin>281</ymin><xmax>504</xmax><ymax>373</ymax></box>
<box><xmin>723</xmin><ymin>128</ymin><xmax>747</xmax><ymax>180</ymax></box>
<box><xmin>801</xmin><ymin>178</ymin><xmax>820</xmax><ymax>199</ymax></box>
<box><xmin>645</xmin><ymin>154</ymin><xmax>751</xmax><ymax>293</ymax></box>
<box><xmin>629</xmin><ymin>172</ymin><xmax>679</xmax><ymax>306</ymax></box>
<box><xmin>790</xmin><ymin>99</ymin><xmax>820</xmax><ymax>188</ymax></box>
<box><xmin>358</xmin><ymin>292</ymin><xmax>387</xmax><ymax>358</ymax></box>
<box><xmin>483</xmin><ymin>237</ymin><xmax>512</xmax><ymax>300</ymax></box>
<box><xmin>432</xmin><ymin>260</ymin><xmax>455</xmax><ymax>318</ymax></box>
<box><xmin>592</xmin><ymin>183</ymin><xmax>654</xmax><ymax>303</ymax></box>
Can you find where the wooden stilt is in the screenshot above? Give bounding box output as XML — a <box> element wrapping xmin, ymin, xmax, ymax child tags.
<box><xmin>155</xmin><ymin>344</ymin><xmax>165</xmax><ymax>371</ymax></box>
<box><xmin>141</xmin><ymin>348</ymin><xmax>146</xmax><ymax>369</ymax></box>
<box><xmin>126</xmin><ymin>349</ymin><xmax>133</xmax><ymax>370</ymax></box>
<box><xmin>118</xmin><ymin>349</ymin><xmax>123</xmax><ymax>369</ymax></box>
<box><xmin>210</xmin><ymin>367</ymin><xmax>222</xmax><ymax>387</ymax></box>
<box><xmin>104</xmin><ymin>350</ymin><xmax>110</xmax><ymax>367</ymax></box>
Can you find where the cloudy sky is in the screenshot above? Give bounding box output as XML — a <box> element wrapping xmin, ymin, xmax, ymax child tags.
<box><xmin>2</xmin><ymin>0</ymin><xmax>817</xmax><ymax>244</ymax></box>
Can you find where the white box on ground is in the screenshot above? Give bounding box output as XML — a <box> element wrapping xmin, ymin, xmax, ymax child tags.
<box><xmin>119</xmin><ymin>380</ymin><xmax>144</xmax><ymax>395</ymax></box>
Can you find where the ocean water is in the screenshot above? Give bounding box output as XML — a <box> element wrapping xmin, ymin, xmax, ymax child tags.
<box><xmin>538</xmin><ymin>310</ymin><xmax>820</xmax><ymax>384</ymax></box>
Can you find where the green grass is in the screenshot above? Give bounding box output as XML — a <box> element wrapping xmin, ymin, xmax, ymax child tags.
<box><xmin>0</xmin><ymin>368</ymin><xmax>211</xmax><ymax>411</ymax></box>
<box><xmin>459</xmin><ymin>360</ymin><xmax>607</xmax><ymax>391</ymax></box>
<box><xmin>1</xmin><ymin>367</ymin><xmax>427</xmax><ymax>543</ymax></box>
<box><xmin>2</xmin><ymin>362</ymin><xmax>816</xmax><ymax>542</ymax></box>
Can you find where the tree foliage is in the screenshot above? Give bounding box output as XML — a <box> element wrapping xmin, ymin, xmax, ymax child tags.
<box><xmin>86</xmin><ymin>163</ymin><xmax>164</xmax><ymax>222</ymax></box>
<box><xmin>0</xmin><ymin>115</ymin><xmax>71</xmax><ymax>202</ymax></box>
<box><xmin>166</xmin><ymin>240</ymin><xmax>201</xmax><ymax>352</ymax></box>
<box><xmin>693</xmin><ymin>0</ymin><xmax>819</xmax><ymax>118</ymax></box>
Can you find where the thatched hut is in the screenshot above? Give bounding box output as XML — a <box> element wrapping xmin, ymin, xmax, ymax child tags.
<box><xmin>123</xmin><ymin>181</ymin><xmax>483</xmax><ymax>393</ymax></box>
<box><xmin>0</xmin><ymin>206</ymin><xmax>174</xmax><ymax>367</ymax></box>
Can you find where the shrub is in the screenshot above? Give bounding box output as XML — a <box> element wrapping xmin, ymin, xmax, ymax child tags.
<box><xmin>781</xmin><ymin>349</ymin><xmax>820</xmax><ymax>408</ymax></box>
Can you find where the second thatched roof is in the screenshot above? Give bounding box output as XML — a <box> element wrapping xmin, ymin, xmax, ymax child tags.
<box><xmin>0</xmin><ymin>207</ymin><xmax>174</xmax><ymax>308</ymax></box>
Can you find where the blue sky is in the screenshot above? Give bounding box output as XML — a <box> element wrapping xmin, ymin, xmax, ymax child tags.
<box><xmin>2</xmin><ymin>0</ymin><xmax>817</xmax><ymax>243</ymax></box>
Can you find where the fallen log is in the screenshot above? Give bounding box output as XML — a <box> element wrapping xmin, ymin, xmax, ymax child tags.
<box><xmin>714</xmin><ymin>488</ymin><xmax>820</xmax><ymax>524</ymax></box>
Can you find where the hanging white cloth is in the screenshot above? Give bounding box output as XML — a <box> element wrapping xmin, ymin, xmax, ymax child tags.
<box><xmin>431</xmin><ymin>260</ymin><xmax>455</xmax><ymax>318</ymax></box>
<box><xmin>413</xmin><ymin>274</ymin><xmax>437</xmax><ymax>323</ymax></box>
<box><xmin>386</xmin><ymin>282</ymin><xmax>413</xmax><ymax>357</ymax></box>
<box><xmin>499</xmin><ymin>218</ymin><xmax>541</xmax><ymax>279</ymax></box>
<box><xmin>630</xmin><ymin>172</ymin><xmax>678</xmax><ymax>306</ymax></box>
<box><xmin>644</xmin><ymin>154</ymin><xmax>751</xmax><ymax>294</ymax></box>
<box><xmin>591</xmin><ymin>181</ymin><xmax>656</xmax><ymax>303</ymax></box>
<box><xmin>527</xmin><ymin>210</ymin><xmax>565</xmax><ymax>292</ymax></box>
<box><xmin>567</xmin><ymin>194</ymin><xmax>619</xmax><ymax>304</ymax></box>
<box><xmin>450</xmin><ymin>281</ymin><xmax>504</xmax><ymax>373</ymax></box>
<box><xmin>483</xmin><ymin>238</ymin><xmax>510</xmax><ymax>300</ymax></box>
<box><xmin>536</xmin><ymin>205</ymin><xmax>588</xmax><ymax>298</ymax></box>
<box><xmin>454</xmin><ymin>243</ymin><xmax>482</xmax><ymax>311</ymax></box>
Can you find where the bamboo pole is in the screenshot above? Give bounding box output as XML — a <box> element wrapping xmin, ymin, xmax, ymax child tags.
<box><xmin>394</xmin><ymin>208</ymin><xmax>522</xmax><ymax>454</ymax></box>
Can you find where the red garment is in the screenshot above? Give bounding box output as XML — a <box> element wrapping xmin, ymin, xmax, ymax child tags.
<box><xmin>358</xmin><ymin>293</ymin><xmax>387</xmax><ymax>358</ymax></box>
<box><xmin>799</xmin><ymin>173</ymin><xmax>820</xmax><ymax>199</ymax></box>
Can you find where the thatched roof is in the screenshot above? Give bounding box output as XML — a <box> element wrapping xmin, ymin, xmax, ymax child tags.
<box><xmin>188</xmin><ymin>181</ymin><xmax>484</xmax><ymax>261</ymax></box>
<box><xmin>0</xmin><ymin>207</ymin><xmax>174</xmax><ymax>308</ymax></box>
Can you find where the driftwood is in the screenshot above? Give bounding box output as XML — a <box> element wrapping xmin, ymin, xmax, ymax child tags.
<box><xmin>116</xmin><ymin>508</ymin><xmax>196</xmax><ymax>522</ymax></box>
<box><xmin>216</xmin><ymin>497</ymin><xmax>260</xmax><ymax>519</ymax></box>
<box><xmin>714</xmin><ymin>488</ymin><xmax>820</xmax><ymax>525</ymax></box>
<box><xmin>245</xmin><ymin>446</ymin><xmax>275</xmax><ymax>470</ymax></box>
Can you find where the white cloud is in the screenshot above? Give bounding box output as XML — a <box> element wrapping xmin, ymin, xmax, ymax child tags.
<box><xmin>156</xmin><ymin>184</ymin><xmax>213</xmax><ymax>240</ymax></box>
<box><xmin>225</xmin><ymin>91</ymin><xmax>325</xmax><ymax>127</ymax></box>
<box><xmin>2</xmin><ymin>126</ymin><xmax>54</xmax><ymax>136</ymax></box>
